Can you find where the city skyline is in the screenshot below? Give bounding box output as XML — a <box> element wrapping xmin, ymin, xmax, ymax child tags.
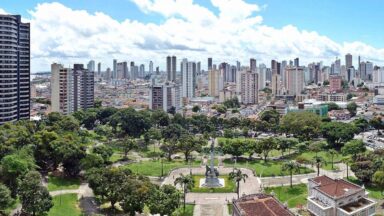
<box><xmin>2</xmin><ymin>0</ymin><xmax>384</xmax><ymax>71</ymax></box>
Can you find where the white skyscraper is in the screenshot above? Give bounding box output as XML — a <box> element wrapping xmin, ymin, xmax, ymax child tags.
<box><xmin>149</xmin><ymin>61</ymin><xmax>154</xmax><ymax>75</ymax></box>
<box><xmin>87</xmin><ymin>60</ymin><xmax>95</xmax><ymax>72</ymax></box>
<box><xmin>181</xmin><ymin>59</ymin><xmax>196</xmax><ymax>98</ymax></box>
<box><xmin>258</xmin><ymin>64</ymin><xmax>266</xmax><ymax>90</ymax></box>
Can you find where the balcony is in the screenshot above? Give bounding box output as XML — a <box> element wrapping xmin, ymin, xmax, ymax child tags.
<box><xmin>337</xmin><ymin>198</ymin><xmax>376</xmax><ymax>216</ymax></box>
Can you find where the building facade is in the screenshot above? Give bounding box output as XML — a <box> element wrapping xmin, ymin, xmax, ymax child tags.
<box><xmin>286</xmin><ymin>67</ymin><xmax>304</xmax><ymax>96</ymax></box>
<box><xmin>240</xmin><ymin>70</ymin><xmax>258</xmax><ymax>105</ymax></box>
<box><xmin>0</xmin><ymin>15</ymin><xmax>30</xmax><ymax>124</ymax></box>
<box><xmin>167</xmin><ymin>56</ymin><xmax>177</xmax><ymax>82</ymax></box>
<box><xmin>149</xmin><ymin>82</ymin><xmax>180</xmax><ymax>112</ymax></box>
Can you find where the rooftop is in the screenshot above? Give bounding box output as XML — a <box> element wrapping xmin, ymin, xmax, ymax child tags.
<box><xmin>233</xmin><ymin>194</ymin><xmax>294</xmax><ymax>216</ymax></box>
<box><xmin>310</xmin><ymin>176</ymin><xmax>362</xmax><ymax>198</ymax></box>
<box><xmin>340</xmin><ymin>198</ymin><xmax>375</xmax><ymax>213</ymax></box>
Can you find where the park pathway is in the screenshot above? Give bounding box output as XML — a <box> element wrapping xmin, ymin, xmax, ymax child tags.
<box><xmin>193</xmin><ymin>204</ymin><xmax>230</xmax><ymax>216</ymax></box>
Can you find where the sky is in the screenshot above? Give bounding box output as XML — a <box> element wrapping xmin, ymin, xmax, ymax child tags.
<box><xmin>1</xmin><ymin>0</ymin><xmax>384</xmax><ymax>72</ymax></box>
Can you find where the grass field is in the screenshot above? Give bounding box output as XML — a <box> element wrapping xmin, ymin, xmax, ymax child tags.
<box><xmin>47</xmin><ymin>175</ymin><xmax>81</xmax><ymax>191</ymax></box>
<box><xmin>265</xmin><ymin>184</ymin><xmax>308</xmax><ymax>208</ymax></box>
<box><xmin>344</xmin><ymin>177</ymin><xmax>384</xmax><ymax>200</ymax></box>
<box><xmin>293</xmin><ymin>151</ymin><xmax>344</xmax><ymax>171</ymax></box>
<box><xmin>223</xmin><ymin>159</ymin><xmax>314</xmax><ymax>177</ymax></box>
<box><xmin>190</xmin><ymin>175</ymin><xmax>235</xmax><ymax>193</ymax></box>
<box><xmin>48</xmin><ymin>194</ymin><xmax>82</xmax><ymax>216</ymax></box>
<box><xmin>124</xmin><ymin>159</ymin><xmax>202</xmax><ymax>176</ymax></box>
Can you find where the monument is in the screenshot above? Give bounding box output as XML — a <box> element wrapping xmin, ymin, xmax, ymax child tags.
<box><xmin>201</xmin><ymin>138</ymin><xmax>224</xmax><ymax>188</ymax></box>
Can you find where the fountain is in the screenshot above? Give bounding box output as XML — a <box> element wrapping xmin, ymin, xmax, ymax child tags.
<box><xmin>200</xmin><ymin>138</ymin><xmax>224</xmax><ymax>188</ymax></box>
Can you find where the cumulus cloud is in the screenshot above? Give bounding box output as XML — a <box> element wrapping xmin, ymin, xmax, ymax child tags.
<box><xmin>16</xmin><ymin>1</ymin><xmax>384</xmax><ymax>71</ymax></box>
<box><xmin>0</xmin><ymin>8</ymin><xmax>9</xmax><ymax>14</ymax></box>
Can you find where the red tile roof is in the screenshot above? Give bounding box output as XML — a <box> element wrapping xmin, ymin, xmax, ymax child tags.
<box><xmin>233</xmin><ymin>194</ymin><xmax>294</xmax><ymax>216</ymax></box>
<box><xmin>311</xmin><ymin>176</ymin><xmax>362</xmax><ymax>198</ymax></box>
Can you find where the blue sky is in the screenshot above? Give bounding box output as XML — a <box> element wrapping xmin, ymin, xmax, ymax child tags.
<box><xmin>1</xmin><ymin>0</ymin><xmax>384</xmax><ymax>71</ymax></box>
<box><xmin>3</xmin><ymin>0</ymin><xmax>384</xmax><ymax>47</ymax></box>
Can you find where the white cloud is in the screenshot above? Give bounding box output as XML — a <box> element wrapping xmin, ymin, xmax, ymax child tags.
<box><xmin>22</xmin><ymin>1</ymin><xmax>384</xmax><ymax>72</ymax></box>
<box><xmin>0</xmin><ymin>8</ymin><xmax>9</xmax><ymax>14</ymax></box>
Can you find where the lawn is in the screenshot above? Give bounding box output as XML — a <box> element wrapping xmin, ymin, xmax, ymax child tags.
<box><xmin>4</xmin><ymin>198</ymin><xmax>19</xmax><ymax>216</ymax></box>
<box><xmin>109</xmin><ymin>153</ymin><xmax>124</xmax><ymax>162</ymax></box>
<box><xmin>294</xmin><ymin>151</ymin><xmax>344</xmax><ymax>171</ymax></box>
<box><xmin>48</xmin><ymin>194</ymin><xmax>82</xmax><ymax>216</ymax></box>
<box><xmin>223</xmin><ymin>159</ymin><xmax>314</xmax><ymax>177</ymax></box>
<box><xmin>190</xmin><ymin>175</ymin><xmax>235</xmax><ymax>193</ymax></box>
<box><xmin>47</xmin><ymin>175</ymin><xmax>81</xmax><ymax>191</ymax></box>
<box><xmin>344</xmin><ymin>177</ymin><xmax>384</xmax><ymax>200</ymax></box>
<box><xmin>265</xmin><ymin>184</ymin><xmax>308</xmax><ymax>208</ymax></box>
<box><xmin>124</xmin><ymin>159</ymin><xmax>202</xmax><ymax>176</ymax></box>
<box><xmin>172</xmin><ymin>204</ymin><xmax>194</xmax><ymax>216</ymax></box>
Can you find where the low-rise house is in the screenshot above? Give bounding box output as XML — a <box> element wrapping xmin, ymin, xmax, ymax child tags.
<box><xmin>328</xmin><ymin>109</ymin><xmax>351</xmax><ymax>120</ymax></box>
<box><xmin>307</xmin><ymin>175</ymin><xmax>376</xmax><ymax>216</ymax></box>
<box><xmin>232</xmin><ymin>193</ymin><xmax>294</xmax><ymax>216</ymax></box>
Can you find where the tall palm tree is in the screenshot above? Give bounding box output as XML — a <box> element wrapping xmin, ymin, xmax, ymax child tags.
<box><xmin>312</xmin><ymin>156</ymin><xmax>327</xmax><ymax>176</ymax></box>
<box><xmin>174</xmin><ymin>174</ymin><xmax>194</xmax><ymax>212</ymax></box>
<box><xmin>229</xmin><ymin>168</ymin><xmax>248</xmax><ymax>198</ymax></box>
<box><xmin>326</xmin><ymin>149</ymin><xmax>338</xmax><ymax>170</ymax></box>
<box><xmin>341</xmin><ymin>156</ymin><xmax>352</xmax><ymax>180</ymax></box>
<box><xmin>282</xmin><ymin>161</ymin><xmax>301</xmax><ymax>188</ymax></box>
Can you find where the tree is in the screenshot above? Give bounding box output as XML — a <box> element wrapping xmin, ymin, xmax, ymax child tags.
<box><xmin>120</xmin><ymin>176</ymin><xmax>154</xmax><ymax>216</ymax></box>
<box><xmin>174</xmin><ymin>174</ymin><xmax>194</xmax><ymax>213</ymax></box>
<box><xmin>341</xmin><ymin>139</ymin><xmax>366</xmax><ymax>160</ymax></box>
<box><xmin>369</xmin><ymin>116</ymin><xmax>384</xmax><ymax>133</ymax></box>
<box><xmin>229</xmin><ymin>168</ymin><xmax>248</xmax><ymax>198</ymax></box>
<box><xmin>0</xmin><ymin>149</ymin><xmax>36</xmax><ymax>197</ymax></box>
<box><xmin>259</xmin><ymin>110</ymin><xmax>280</xmax><ymax>132</ymax></box>
<box><xmin>160</xmin><ymin>140</ymin><xmax>179</xmax><ymax>161</ymax></box>
<box><xmin>92</xmin><ymin>144</ymin><xmax>113</xmax><ymax>162</ymax></box>
<box><xmin>277</xmin><ymin>137</ymin><xmax>298</xmax><ymax>156</ymax></box>
<box><xmin>353</xmin><ymin>118</ymin><xmax>369</xmax><ymax>133</ymax></box>
<box><xmin>327</xmin><ymin>149</ymin><xmax>338</xmax><ymax>170</ymax></box>
<box><xmin>178</xmin><ymin>134</ymin><xmax>204</xmax><ymax>162</ymax></box>
<box><xmin>109</xmin><ymin>108</ymin><xmax>151</xmax><ymax>138</ymax></box>
<box><xmin>32</xmin><ymin>130</ymin><xmax>59</xmax><ymax>171</ymax></box>
<box><xmin>147</xmin><ymin>185</ymin><xmax>180</xmax><ymax>216</ymax></box>
<box><xmin>323</xmin><ymin>80</ymin><xmax>329</xmax><ymax>86</ymax></box>
<box><xmin>162</xmin><ymin>124</ymin><xmax>187</xmax><ymax>142</ymax></box>
<box><xmin>320</xmin><ymin>122</ymin><xmax>357</xmax><ymax>149</ymax></box>
<box><xmin>151</xmin><ymin>110</ymin><xmax>170</xmax><ymax>127</ymax></box>
<box><xmin>282</xmin><ymin>161</ymin><xmax>301</xmax><ymax>188</ymax></box>
<box><xmin>18</xmin><ymin>171</ymin><xmax>53</xmax><ymax>216</ymax></box>
<box><xmin>221</xmin><ymin>140</ymin><xmax>246</xmax><ymax>160</ymax></box>
<box><xmin>116</xmin><ymin>137</ymin><xmax>138</xmax><ymax>160</ymax></box>
<box><xmin>326</xmin><ymin>102</ymin><xmax>340</xmax><ymax>111</ymax></box>
<box><xmin>259</xmin><ymin>137</ymin><xmax>277</xmax><ymax>162</ymax></box>
<box><xmin>56</xmin><ymin>139</ymin><xmax>87</xmax><ymax>177</ymax></box>
<box><xmin>372</xmin><ymin>171</ymin><xmax>384</xmax><ymax>195</ymax></box>
<box><xmin>246</xmin><ymin>140</ymin><xmax>262</xmax><ymax>159</ymax></box>
<box><xmin>192</xmin><ymin>105</ymin><xmax>201</xmax><ymax>113</ymax></box>
<box><xmin>223</xmin><ymin>97</ymin><xmax>240</xmax><ymax>108</ymax></box>
<box><xmin>341</xmin><ymin>156</ymin><xmax>352</xmax><ymax>179</ymax></box>
<box><xmin>0</xmin><ymin>183</ymin><xmax>12</xmax><ymax>213</ymax></box>
<box><xmin>309</xmin><ymin>141</ymin><xmax>326</xmax><ymax>156</ymax></box>
<box><xmin>347</xmin><ymin>102</ymin><xmax>358</xmax><ymax>117</ymax></box>
<box><xmin>80</xmin><ymin>154</ymin><xmax>104</xmax><ymax>170</ymax></box>
<box><xmin>312</xmin><ymin>156</ymin><xmax>326</xmax><ymax>176</ymax></box>
<box><xmin>280</xmin><ymin>112</ymin><xmax>321</xmax><ymax>141</ymax></box>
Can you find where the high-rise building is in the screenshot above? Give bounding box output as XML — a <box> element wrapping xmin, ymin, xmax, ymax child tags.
<box><xmin>240</xmin><ymin>70</ymin><xmax>258</xmax><ymax>105</ymax></box>
<box><xmin>271</xmin><ymin>74</ymin><xmax>280</xmax><ymax>95</ymax></box>
<box><xmin>360</xmin><ymin>61</ymin><xmax>373</xmax><ymax>81</ymax></box>
<box><xmin>51</xmin><ymin>63</ymin><xmax>94</xmax><ymax>114</ymax></box>
<box><xmin>97</xmin><ymin>62</ymin><xmax>101</xmax><ymax>76</ymax></box>
<box><xmin>87</xmin><ymin>60</ymin><xmax>95</xmax><ymax>72</ymax></box>
<box><xmin>258</xmin><ymin>64</ymin><xmax>267</xmax><ymax>90</ymax></box>
<box><xmin>181</xmin><ymin>59</ymin><xmax>196</xmax><ymax>98</ymax></box>
<box><xmin>271</xmin><ymin>60</ymin><xmax>278</xmax><ymax>75</ymax></box>
<box><xmin>139</xmin><ymin>64</ymin><xmax>145</xmax><ymax>78</ymax></box>
<box><xmin>197</xmin><ymin>62</ymin><xmax>201</xmax><ymax>75</ymax></box>
<box><xmin>331</xmin><ymin>58</ymin><xmax>341</xmax><ymax>74</ymax></box>
<box><xmin>113</xmin><ymin>59</ymin><xmax>117</xmax><ymax>79</ymax></box>
<box><xmin>166</xmin><ymin>56</ymin><xmax>177</xmax><ymax>82</ymax></box>
<box><xmin>294</xmin><ymin>58</ymin><xmax>299</xmax><ymax>67</ymax></box>
<box><xmin>345</xmin><ymin>53</ymin><xmax>353</xmax><ymax>69</ymax></box>
<box><xmin>208</xmin><ymin>58</ymin><xmax>213</xmax><ymax>71</ymax></box>
<box><xmin>329</xmin><ymin>75</ymin><xmax>342</xmax><ymax>92</ymax></box>
<box><xmin>286</xmin><ymin>67</ymin><xmax>304</xmax><ymax>96</ymax></box>
<box><xmin>149</xmin><ymin>82</ymin><xmax>180</xmax><ymax>112</ymax></box>
<box><xmin>149</xmin><ymin>61</ymin><xmax>154</xmax><ymax>75</ymax></box>
<box><xmin>0</xmin><ymin>15</ymin><xmax>30</xmax><ymax>124</ymax></box>
<box><xmin>117</xmin><ymin>62</ymin><xmax>128</xmax><ymax>79</ymax></box>
<box><xmin>236</xmin><ymin>61</ymin><xmax>241</xmax><ymax>71</ymax></box>
<box><xmin>250</xmin><ymin>58</ymin><xmax>257</xmax><ymax>72</ymax></box>
<box><xmin>208</xmin><ymin>69</ymin><xmax>223</xmax><ymax>97</ymax></box>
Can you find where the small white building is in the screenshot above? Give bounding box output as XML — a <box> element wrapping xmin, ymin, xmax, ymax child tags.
<box><xmin>307</xmin><ymin>176</ymin><xmax>376</xmax><ymax>216</ymax></box>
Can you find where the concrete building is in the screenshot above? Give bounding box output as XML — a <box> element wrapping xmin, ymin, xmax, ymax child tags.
<box><xmin>116</xmin><ymin>62</ymin><xmax>128</xmax><ymax>79</ymax></box>
<box><xmin>307</xmin><ymin>175</ymin><xmax>376</xmax><ymax>216</ymax></box>
<box><xmin>345</xmin><ymin>53</ymin><xmax>352</xmax><ymax>69</ymax></box>
<box><xmin>0</xmin><ymin>15</ymin><xmax>30</xmax><ymax>124</ymax></box>
<box><xmin>286</xmin><ymin>67</ymin><xmax>304</xmax><ymax>96</ymax></box>
<box><xmin>97</xmin><ymin>62</ymin><xmax>101</xmax><ymax>76</ymax></box>
<box><xmin>250</xmin><ymin>58</ymin><xmax>257</xmax><ymax>72</ymax></box>
<box><xmin>329</xmin><ymin>75</ymin><xmax>342</xmax><ymax>92</ymax></box>
<box><xmin>149</xmin><ymin>61</ymin><xmax>153</xmax><ymax>75</ymax></box>
<box><xmin>181</xmin><ymin>59</ymin><xmax>196</xmax><ymax>98</ymax></box>
<box><xmin>167</xmin><ymin>56</ymin><xmax>177</xmax><ymax>82</ymax></box>
<box><xmin>149</xmin><ymin>82</ymin><xmax>180</xmax><ymax>112</ymax></box>
<box><xmin>208</xmin><ymin>57</ymin><xmax>213</xmax><ymax>71</ymax></box>
<box><xmin>51</xmin><ymin>63</ymin><xmax>94</xmax><ymax>114</ymax></box>
<box><xmin>258</xmin><ymin>64</ymin><xmax>266</xmax><ymax>90</ymax></box>
<box><xmin>87</xmin><ymin>60</ymin><xmax>95</xmax><ymax>72</ymax></box>
<box><xmin>271</xmin><ymin>74</ymin><xmax>280</xmax><ymax>96</ymax></box>
<box><xmin>360</xmin><ymin>61</ymin><xmax>373</xmax><ymax>81</ymax></box>
<box><xmin>113</xmin><ymin>59</ymin><xmax>117</xmax><ymax>79</ymax></box>
<box><xmin>208</xmin><ymin>69</ymin><xmax>222</xmax><ymax>97</ymax></box>
<box><xmin>240</xmin><ymin>70</ymin><xmax>258</xmax><ymax>105</ymax></box>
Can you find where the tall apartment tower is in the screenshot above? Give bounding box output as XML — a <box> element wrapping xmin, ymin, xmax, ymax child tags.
<box><xmin>181</xmin><ymin>59</ymin><xmax>196</xmax><ymax>98</ymax></box>
<box><xmin>51</xmin><ymin>63</ymin><xmax>94</xmax><ymax>114</ymax></box>
<box><xmin>0</xmin><ymin>15</ymin><xmax>30</xmax><ymax>124</ymax></box>
<box><xmin>240</xmin><ymin>70</ymin><xmax>258</xmax><ymax>105</ymax></box>
<box><xmin>208</xmin><ymin>69</ymin><xmax>223</xmax><ymax>97</ymax></box>
<box><xmin>294</xmin><ymin>58</ymin><xmax>299</xmax><ymax>67</ymax></box>
<box><xmin>113</xmin><ymin>59</ymin><xmax>117</xmax><ymax>79</ymax></box>
<box><xmin>117</xmin><ymin>62</ymin><xmax>128</xmax><ymax>79</ymax></box>
<box><xmin>149</xmin><ymin>82</ymin><xmax>180</xmax><ymax>112</ymax></box>
<box><xmin>166</xmin><ymin>56</ymin><xmax>177</xmax><ymax>82</ymax></box>
<box><xmin>345</xmin><ymin>53</ymin><xmax>352</xmax><ymax>69</ymax></box>
<box><xmin>97</xmin><ymin>62</ymin><xmax>101</xmax><ymax>76</ymax></box>
<box><xmin>286</xmin><ymin>67</ymin><xmax>304</xmax><ymax>96</ymax></box>
<box><xmin>250</xmin><ymin>58</ymin><xmax>257</xmax><ymax>72</ymax></box>
<box><xmin>149</xmin><ymin>61</ymin><xmax>154</xmax><ymax>74</ymax></box>
<box><xmin>208</xmin><ymin>58</ymin><xmax>213</xmax><ymax>71</ymax></box>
